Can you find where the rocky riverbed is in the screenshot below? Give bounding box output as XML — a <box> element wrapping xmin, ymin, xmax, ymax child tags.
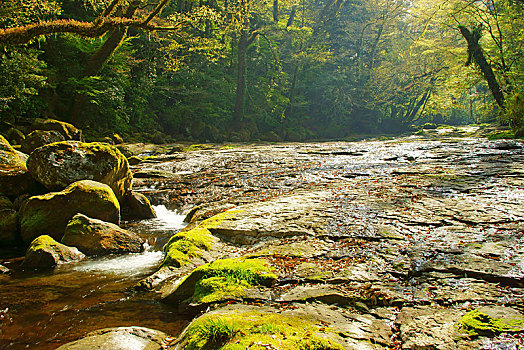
<box><xmin>2</xmin><ymin>129</ymin><xmax>524</xmax><ymax>349</ymax></box>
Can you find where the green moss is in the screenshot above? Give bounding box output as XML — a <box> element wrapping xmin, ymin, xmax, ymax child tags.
<box><xmin>162</xmin><ymin>227</ymin><xmax>214</xmax><ymax>267</ymax></box>
<box><xmin>191</xmin><ymin>258</ymin><xmax>277</xmax><ymax>304</ymax></box>
<box><xmin>459</xmin><ymin>309</ymin><xmax>524</xmax><ymax>336</ymax></box>
<box><xmin>182</xmin><ymin>311</ymin><xmax>344</xmax><ymax>350</ymax></box>
<box><xmin>162</xmin><ymin>210</ymin><xmax>243</xmax><ymax>267</ymax></box>
<box><xmin>486</xmin><ymin>130</ymin><xmax>516</xmax><ymax>140</ymax></box>
<box><xmin>184</xmin><ymin>144</ymin><xmax>213</xmax><ymax>152</ymax></box>
<box><xmin>27</xmin><ymin>235</ymin><xmax>56</xmax><ymax>253</ymax></box>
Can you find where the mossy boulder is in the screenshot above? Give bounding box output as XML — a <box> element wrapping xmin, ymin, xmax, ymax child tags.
<box><xmin>22</xmin><ymin>235</ymin><xmax>85</xmax><ymax>269</ymax></box>
<box><xmin>459</xmin><ymin>306</ymin><xmax>524</xmax><ymax>336</ymax></box>
<box><xmin>6</xmin><ymin>127</ymin><xmax>25</xmax><ymax>145</ymax></box>
<box><xmin>121</xmin><ymin>191</ymin><xmax>156</xmax><ymax>220</ymax></box>
<box><xmin>163</xmin><ymin>257</ymin><xmax>277</xmax><ymax>309</ymax></box>
<box><xmin>162</xmin><ymin>228</ymin><xmax>214</xmax><ymax>268</ymax></box>
<box><xmin>162</xmin><ymin>210</ymin><xmax>243</xmax><ymax>268</ymax></box>
<box><xmin>26</xmin><ymin>141</ymin><xmax>132</xmax><ymax>200</ymax></box>
<box><xmin>29</xmin><ymin>118</ymin><xmax>82</xmax><ymax>141</ymax></box>
<box><xmin>20</xmin><ymin>180</ymin><xmax>120</xmax><ymax>244</ymax></box>
<box><xmin>0</xmin><ymin>196</ymin><xmax>19</xmax><ymax>247</ymax></box>
<box><xmin>21</xmin><ymin>130</ymin><xmax>65</xmax><ymax>154</ymax></box>
<box><xmin>62</xmin><ymin>214</ymin><xmax>144</xmax><ymax>256</ymax></box>
<box><xmin>173</xmin><ymin>304</ymin><xmax>345</xmax><ymax>350</ymax></box>
<box><xmin>0</xmin><ymin>135</ymin><xmax>37</xmax><ymax>197</ymax></box>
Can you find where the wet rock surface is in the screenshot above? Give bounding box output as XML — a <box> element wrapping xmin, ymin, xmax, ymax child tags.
<box><xmin>22</xmin><ymin>235</ymin><xmax>85</xmax><ymax>269</ymax></box>
<box><xmin>62</xmin><ymin>214</ymin><xmax>144</xmax><ymax>256</ymax></box>
<box><xmin>131</xmin><ymin>134</ymin><xmax>524</xmax><ymax>349</ymax></box>
<box><xmin>0</xmin><ymin>135</ymin><xmax>36</xmax><ymax>197</ymax></box>
<box><xmin>55</xmin><ymin>326</ymin><xmax>171</xmax><ymax>350</ymax></box>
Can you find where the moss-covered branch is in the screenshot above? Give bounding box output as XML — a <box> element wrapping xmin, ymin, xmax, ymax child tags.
<box><xmin>0</xmin><ymin>15</ymin><xmax>181</xmax><ymax>45</ymax></box>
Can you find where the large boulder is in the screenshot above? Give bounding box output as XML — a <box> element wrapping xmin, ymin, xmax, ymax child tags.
<box><xmin>22</xmin><ymin>235</ymin><xmax>85</xmax><ymax>269</ymax></box>
<box><xmin>0</xmin><ymin>196</ymin><xmax>19</xmax><ymax>247</ymax></box>
<box><xmin>29</xmin><ymin>118</ymin><xmax>82</xmax><ymax>141</ymax></box>
<box><xmin>21</xmin><ymin>130</ymin><xmax>65</xmax><ymax>154</ymax></box>
<box><xmin>62</xmin><ymin>214</ymin><xmax>144</xmax><ymax>256</ymax></box>
<box><xmin>121</xmin><ymin>191</ymin><xmax>156</xmax><ymax>220</ymax></box>
<box><xmin>0</xmin><ymin>135</ymin><xmax>37</xmax><ymax>197</ymax></box>
<box><xmin>27</xmin><ymin>141</ymin><xmax>132</xmax><ymax>200</ymax></box>
<box><xmin>56</xmin><ymin>327</ymin><xmax>172</xmax><ymax>350</ymax></box>
<box><xmin>20</xmin><ymin>180</ymin><xmax>120</xmax><ymax>244</ymax></box>
<box><xmin>6</xmin><ymin>127</ymin><xmax>25</xmax><ymax>145</ymax></box>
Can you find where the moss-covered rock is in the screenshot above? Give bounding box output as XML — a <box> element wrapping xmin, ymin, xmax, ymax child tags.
<box><xmin>173</xmin><ymin>305</ymin><xmax>345</xmax><ymax>350</ymax></box>
<box><xmin>29</xmin><ymin>118</ymin><xmax>82</xmax><ymax>141</ymax></box>
<box><xmin>0</xmin><ymin>196</ymin><xmax>19</xmax><ymax>247</ymax></box>
<box><xmin>121</xmin><ymin>191</ymin><xmax>156</xmax><ymax>220</ymax></box>
<box><xmin>62</xmin><ymin>214</ymin><xmax>144</xmax><ymax>256</ymax></box>
<box><xmin>6</xmin><ymin>127</ymin><xmax>25</xmax><ymax>145</ymax></box>
<box><xmin>22</xmin><ymin>235</ymin><xmax>85</xmax><ymax>269</ymax></box>
<box><xmin>161</xmin><ymin>210</ymin><xmax>241</xmax><ymax>268</ymax></box>
<box><xmin>163</xmin><ymin>257</ymin><xmax>277</xmax><ymax>308</ymax></box>
<box><xmin>0</xmin><ymin>135</ymin><xmax>37</xmax><ymax>197</ymax></box>
<box><xmin>459</xmin><ymin>306</ymin><xmax>524</xmax><ymax>336</ymax></box>
<box><xmin>162</xmin><ymin>228</ymin><xmax>214</xmax><ymax>268</ymax></box>
<box><xmin>20</xmin><ymin>180</ymin><xmax>120</xmax><ymax>244</ymax></box>
<box><xmin>27</xmin><ymin>141</ymin><xmax>132</xmax><ymax>200</ymax></box>
<box><xmin>21</xmin><ymin>130</ymin><xmax>65</xmax><ymax>154</ymax></box>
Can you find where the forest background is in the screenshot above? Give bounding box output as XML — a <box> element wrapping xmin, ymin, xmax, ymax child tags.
<box><xmin>0</xmin><ymin>0</ymin><xmax>523</xmax><ymax>142</ymax></box>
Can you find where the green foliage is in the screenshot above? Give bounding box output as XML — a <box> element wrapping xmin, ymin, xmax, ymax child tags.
<box><xmin>0</xmin><ymin>0</ymin><xmax>523</xmax><ymax>139</ymax></box>
<box><xmin>503</xmin><ymin>93</ymin><xmax>524</xmax><ymax>131</ymax></box>
<box><xmin>0</xmin><ymin>47</ymin><xmax>47</xmax><ymax>117</ymax></box>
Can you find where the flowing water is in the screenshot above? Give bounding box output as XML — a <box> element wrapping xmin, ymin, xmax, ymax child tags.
<box><xmin>0</xmin><ymin>206</ymin><xmax>188</xmax><ymax>349</ymax></box>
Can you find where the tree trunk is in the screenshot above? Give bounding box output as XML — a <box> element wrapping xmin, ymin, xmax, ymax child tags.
<box><xmin>407</xmin><ymin>91</ymin><xmax>430</xmax><ymax>122</ymax></box>
<box><xmin>70</xmin><ymin>2</ymin><xmax>140</xmax><ymax>125</ymax></box>
<box><xmin>459</xmin><ymin>25</ymin><xmax>504</xmax><ymax>109</ymax></box>
<box><xmin>273</xmin><ymin>0</ymin><xmax>278</xmax><ymax>22</ymax></box>
<box><xmin>233</xmin><ymin>30</ymin><xmax>248</xmax><ymax>126</ymax></box>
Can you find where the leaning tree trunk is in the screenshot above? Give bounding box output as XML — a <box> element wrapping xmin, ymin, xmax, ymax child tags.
<box><xmin>459</xmin><ymin>25</ymin><xmax>505</xmax><ymax>109</ymax></box>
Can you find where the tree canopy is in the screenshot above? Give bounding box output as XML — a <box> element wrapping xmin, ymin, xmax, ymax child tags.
<box><xmin>1</xmin><ymin>0</ymin><xmax>523</xmax><ymax>141</ymax></box>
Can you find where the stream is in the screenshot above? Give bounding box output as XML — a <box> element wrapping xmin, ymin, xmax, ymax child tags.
<box><xmin>1</xmin><ymin>130</ymin><xmax>523</xmax><ymax>349</ymax></box>
<box><xmin>0</xmin><ymin>206</ymin><xmax>188</xmax><ymax>349</ymax></box>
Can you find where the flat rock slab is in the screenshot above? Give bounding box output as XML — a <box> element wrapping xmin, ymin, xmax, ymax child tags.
<box><xmin>396</xmin><ymin>306</ymin><xmax>464</xmax><ymax>350</ymax></box>
<box><xmin>56</xmin><ymin>327</ymin><xmax>172</xmax><ymax>350</ymax></box>
<box><xmin>204</xmin><ymin>190</ymin><xmax>333</xmax><ymax>244</ymax></box>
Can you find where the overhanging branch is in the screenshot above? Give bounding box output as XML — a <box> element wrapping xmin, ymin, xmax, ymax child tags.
<box><xmin>0</xmin><ymin>17</ymin><xmax>181</xmax><ymax>45</ymax></box>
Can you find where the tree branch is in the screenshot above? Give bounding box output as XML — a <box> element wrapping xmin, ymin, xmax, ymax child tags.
<box><xmin>0</xmin><ymin>17</ymin><xmax>181</xmax><ymax>45</ymax></box>
<box><xmin>143</xmin><ymin>0</ymin><xmax>171</xmax><ymax>24</ymax></box>
<box><xmin>99</xmin><ymin>0</ymin><xmax>122</xmax><ymax>19</ymax></box>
